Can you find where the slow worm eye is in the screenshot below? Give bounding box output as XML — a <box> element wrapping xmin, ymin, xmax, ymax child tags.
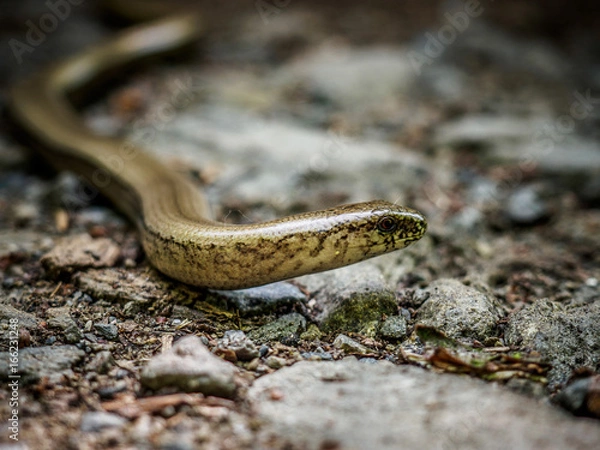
<box><xmin>377</xmin><ymin>216</ymin><xmax>397</xmax><ymax>233</ymax></box>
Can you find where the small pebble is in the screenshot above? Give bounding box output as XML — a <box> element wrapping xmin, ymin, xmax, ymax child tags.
<box><xmin>80</xmin><ymin>411</ymin><xmax>126</xmax><ymax>432</ymax></box>
<box><xmin>94</xmin><ymin>323</ymin><xmax>119</xmax><ymax>341</ymax></box>
<box><xmin>216</xmin><ymin>330</ymin><xmax>259</xmax><ymax>361</ymax></box>
<box><xmin>85</xmin><ymin>350</ymin><xmax>115</xmax><ymax>374</ymax></box>
<box><xmin>555</xmin><ymin>376</ymin><xmax>600</xmax><ymax>418</ymax></box>
<box><xmin>265</xmin><ymin>356</ymin><xmax>287</xmax><ymax>369</ymax></box>
<box><xmin>378</xmin><ymin>316</ymin><xmax>408</xmax><ymax>341</ymax></box>
<box><xmin>333</xmin><ymin>334</ymin><xmax>371</xmax><ymax>355</ymax></box>
<box><xmin>505</xmin><ymin>185</ymin><xmax>549</xmax><ymax>225</ymax></box>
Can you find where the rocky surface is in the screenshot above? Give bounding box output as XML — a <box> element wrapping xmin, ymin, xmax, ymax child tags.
<box><xmin>504</xmin><ymin>299</ymin><xmax>600</xmax><ymax>389</ymax></box>
<box><xmin>248</xmin><ymin>359</ymin><xmax>600</xmax><ymax>450</ymax></box>
<box><xmin>0</xmin><ymin>1</ymin><xmax>599</xmax><ymax>449</ymax></box>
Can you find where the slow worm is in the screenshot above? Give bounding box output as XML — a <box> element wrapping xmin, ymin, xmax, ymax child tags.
<box><xmin>8</xmin><ymin>14</ymin><xmax>427</xmax><ymax>289</ymax></box>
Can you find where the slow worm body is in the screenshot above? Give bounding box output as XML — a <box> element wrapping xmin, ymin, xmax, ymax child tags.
<box><xmin>8</xmin><ymin>15</ymin><xmax>427</xmax><ymax>289</ymax></box>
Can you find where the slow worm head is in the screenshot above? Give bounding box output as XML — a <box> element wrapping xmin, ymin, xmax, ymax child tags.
<box><xmin>8</xmin><ymin>14</ymin><xmax>428</xmax><ymax>290</ymax></box>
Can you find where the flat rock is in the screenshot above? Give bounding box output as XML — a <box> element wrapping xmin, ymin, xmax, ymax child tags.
<box><xmin>152</xmin><ymin>104</ymin><xmax>427</xmax><ymax>212</ymax></box>
<box><xmin>504</xmin><ymin>298</ymin><xmax>600</xmax><ymax>389</ymax></box>
<box><xmin>0</xmin><ymin>303</ymin><xmax>39</xmax><ymax>330</ymax></box>
<box><xmin>206</xmin><ymin>282</ymin><xmax>306</xmax><ymax>317</ymax></box>
<box><xmin>247</xmin><ymin>359</ymin><xmax>600</xmax><ymax>450</ymax></box>
<box><xmin>41</xmin><ymin>234</ymin><xmax>120</xmax><ymax>276</ymax></box>
<box><xmin>414</xmin><ymin>279</ymin><xmax>503</xmax><ymax>343</ymax></box>
<box><xmin>76</xmin><ymin>268</ymin><xmax>168</xmax><ymax>305</ymax></box>
<box><xmin>282</xmin><ymin>44</ymin><xmax>415</xmax><ymax>109</ymax></box>
<box><xmin>140</xmin><ymin>335</ymin><xmax>239</xmax><ymax>398</ymax></box>
<box><xmin>0</xmin><ymin>345</ymin><xmax>85</xmax><ymax>385</ymax></box>
<box><xmin>298</xmin><ymin>263</ymin><xmax>397</xmax><ymax>334</ymax></box>
<box><xmin>80</xmin><ymin>411</ymin><xmax>127</xmax><ymax>432</ymax></box>
<box><xmin>248</xmin><ymin>313</ymin><xmax>307</xmax><ymax>345</ymax></box>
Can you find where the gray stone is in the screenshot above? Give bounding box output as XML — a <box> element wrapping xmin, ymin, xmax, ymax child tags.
<box><xmin>46</xmin><ymin>307</ymin><xmax>83</xmax><ymax>344</ymax></box>
<box><xmin>0</xmin><ymin>345</ymin><xmax>85</xmax><ymax>385</ymax></box>
<box><xmin>248</xmin><ymin>313</ymin><xmax>307</xmax><ymax>345</ymax></box>
<box><xmin>207</xmin><ymin>282</ymin><xmax>306</xmax><ymax>317</ymax></box>
<box><xmin>0</xmin><ymin>303</ymin><xmax>39</xmax><ymax>330</ymax></box>
<box><xmin>247</xmin><ymin>359</ymin><xmax>600</xmax><ymax>450</ymax></box>
<box><xmin>554</xmin><ymin>376</ymin><xmax>600</xmax><ymax>417</ymax></box>
<box><xmin>301</xmin><ymin>347</ymin><xmax>333</xmax><ymax>361</ymax></box>
<box><xmin>80</xmin><ymin>411</ymin><xmax>127</xmax><ymax>432</ymax></box>
<box><xmin>414</xmin><ymin>279</ymin><xmax>503</xmax><ymax>343</ymax></box>
<box><xmin>332</xmin><ymin>334</ymin><xmax>371</xmax><ymax>355</ymax></box>
<box><xmin>152</xmin><ymin>102</ymin><xmax>427</xmax><ymax>215</ymax></box>
<box><xmin>378</xmin><ymin>315</ymin><xmax>408</xmax><ymax>341</ymax></box>
<box><xmin>140</xmin><ymin>335</ymin><xmax>238</xmax><ymax>398</ymax></box>
<box><xmin>94</xmin><ymin>323</ymin><xmax>119</xmax><ymax>341</ymax></box>
<box><xmin>85</xmin><ymin>350</ymin><xmax>115</xmax><ymax>374</ymax></box>
<box><xmin>448</xmin><ymin>205</ymin><xmax>485</xmax><ymax>232</ymax></box>
<box><xmin>433</xmin><ymin>115</ymin><xmax>537</xmax><ymax>150</ymax></box>
<box><xmin>504</xmin><ymin>299</ymin><xmax>600</xmax><ymax>389</ymax></box>
<box><xmin>216</xmin><ymin>330</ymin><xmax>259</xmax><ymax>361</ymax></box>
<box><xmin>298</xmin><ymin>263</ymin><xmax>397</xmax><ymax>334</ymax></box>
<box><xmin>505</xmin><ymin>185</ymin><xmax>550</xmax><ymax>225</ymax></box>
<box><xmin>284</xmin><ymin>45</ymin><xmax>414</xmax><ymax>109</ymax></box>
<box><xmin>433</xmin><ymin>115</ymin><xmax>600</xmax><ymax>175</ymax></box>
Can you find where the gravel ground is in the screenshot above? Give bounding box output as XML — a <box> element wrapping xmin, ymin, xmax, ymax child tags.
<box><xmin>1</xmin><ymin>1</ymin><xmax>599</xmax><ymax>449</ymax></box>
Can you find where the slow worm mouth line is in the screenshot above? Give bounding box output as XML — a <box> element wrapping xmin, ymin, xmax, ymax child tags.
<box><xmin>8</xmin><ymin>13</ymin><xmax>428</xmax><ymax>290</ymax></box>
